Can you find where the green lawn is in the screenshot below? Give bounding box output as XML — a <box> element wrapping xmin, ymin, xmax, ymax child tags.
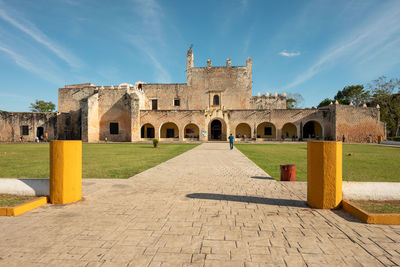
<box><xmin>235</xmin><ymin>143</ymin><xmax>400</xmax><ymax>182</ymax></box>
<box><xmin>0</xmin><ymin>143</ymin><xmax>198</xmax><ymax>178</ymax></box>
<box><xmin>352</xmin><ymin>200</ymin><xmax>400</xmax><ymax>214</ymax></box>
<box><xmin>0</xmin><ymin>194</ymin><xmax>38</xmax><ymax>207</ymax></box>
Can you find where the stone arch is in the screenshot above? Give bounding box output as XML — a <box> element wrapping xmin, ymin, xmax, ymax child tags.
<box><xmin>160</xmin><ymin>122</ymin><xmax>179</xmax><ymax>139</ymax></box>
<box><xmin>303</xmin><ymin>120</ymin><xmax>323</xmax><ymax>139</ymax></box>
<box><xmin>183</xmin><ymin>123</ymin><xmax>200</xmax><ymax>140</ymax></box>
<box><xmin>256</xmin><ymin>122</ymin><xmax>277</xmax><ymax>139</ymax></box>
<box><xmin>140</xmin><ymin>123</ymin><xmax>155</xmax><ymax>138</ymax></box>
<box><xmin>282</xmin><ymin>123</ymin><xmax>297</xmax><ymax>140</ymax></box>
<box><xmin>208</xmin><ymin>118</ymin><xmax>227</xmax><ymax>141</ymax></box>
<box><xmin>235</xmin><ymin>123</ymin><xmax>251</xmax><ymax>139</ymax></box>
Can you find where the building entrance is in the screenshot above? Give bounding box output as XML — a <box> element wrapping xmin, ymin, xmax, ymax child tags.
<box><xmin>210</xmin><ymin>120</ymin><xmax>222</xmax><ymax>140</ymax></box>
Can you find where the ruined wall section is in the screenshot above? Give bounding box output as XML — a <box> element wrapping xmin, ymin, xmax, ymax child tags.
<box><xmin>189</xmin><ymin>63</ymin><xmax>252</xmax><ymax>110</ymax></box>
<box><xmin>58</xmin><ymin>84</ymin><xmax>96</xmax><ymax>140</ymax></box>
<box><xmin>250</xmin><ymin>95</ymin><xmax>287</xmax><ymax>109</ymax></box>
<box><xmin>81</xmin><ymin>93</ymin><xmax>99</xmax><ymax>142</ymax></box>
<box><xmin>0</xmin><ymin>112</ymin><xmax>57</xmax><ymax>142</ymax></box>
<box><xmin>97</xmin><ymin>88</ymin><xmax>132</xmax><ymax>142</ymax></box>
<box><xmin>335</xmin><ymin>105</ymin><xmax>384</xmax><ymax>143</ymax></box>
<box><xmin>141</xmin><ymin>84</ymin><xmax>189</xmax><ymax>110</ymax></box>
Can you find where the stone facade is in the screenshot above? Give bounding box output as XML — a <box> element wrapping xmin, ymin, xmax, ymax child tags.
<box><xmin>0</xmin><ymin>112</ymin><xmax>57</xmax><ymax>142</ymax></box>
<box><xmin>0</xmin><ymin>49</ymin><xmax>385</xmax><ymax>143</ymax></box>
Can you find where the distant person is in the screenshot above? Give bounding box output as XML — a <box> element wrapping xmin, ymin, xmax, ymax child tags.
<box><xmin>19</xmin><ymin>136</ymin><xmax>23</xmax><ymax>142</ymax></box>
<box><xmin>342</xmin><ymin>135</ymin><xmax>345</xmax><ymax>142</ymax></box>
<box><xmin>105</xmin><ymin>137</ymin><xmax>108</xmax><ymax>143</ymax></box>
<box><xmin>228</xmin><ymin>133</ymin><xmax>234</xmax><ymax>150</ymax></box>
<box><xmin>35</xmin><ymin>136</ymin><xmax>39</xmax><ymax>143</ymax></box>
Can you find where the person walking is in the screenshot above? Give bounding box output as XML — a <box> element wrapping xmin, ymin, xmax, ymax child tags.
<box><xmin>228</xmin><ymin>133</ymin><xmax>234</xmax><ymax>150</ymax></box>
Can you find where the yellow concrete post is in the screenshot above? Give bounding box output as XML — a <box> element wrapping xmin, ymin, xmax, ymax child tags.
<box><xmin>50</xmin><ymin>140</ymin><xmax>82</xmax><ymax>204</ymax></box>
<box><xmin>307</xmin><ymin>141</ymin><xmax>342</xmax><ymax>209</ymax></box>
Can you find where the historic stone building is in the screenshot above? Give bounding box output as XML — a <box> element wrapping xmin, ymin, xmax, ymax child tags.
<box><xmin>0</xmin><ymin>49</ymin><xmax>385</xmax><ymax>143</ymax></box>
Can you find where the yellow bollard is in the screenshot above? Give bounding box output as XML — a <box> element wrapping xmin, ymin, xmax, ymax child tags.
<box><xmin>377</xmin><ymin>136</ymin><xmax>383</xmax><ymax>144</ymax></box>
<box><xmin>307</xmin><ymin>141</ymin><xmax>342</xmax><ymax>209</ymax></box>
<box><xmin>50</xmin><ymin>140</ymin><xmax>82</xmax><ymax>204</ymax></box>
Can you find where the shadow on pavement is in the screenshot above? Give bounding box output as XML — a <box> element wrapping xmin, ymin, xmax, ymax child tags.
<box><xmin>186</xmin><ymin>193</ymin><xmax>306</xmax><ymax>207</ymax></box>
<box><xmin>251</xmin><ymin>176</ymin><xmax>275</xmax><ymax>180</ymax></box>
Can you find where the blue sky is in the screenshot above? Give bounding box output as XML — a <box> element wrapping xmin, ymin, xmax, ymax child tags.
<box><xmin>1</xmin><ymin>0</ymin><xmax>400</xmax><ymax>111</ymax></box>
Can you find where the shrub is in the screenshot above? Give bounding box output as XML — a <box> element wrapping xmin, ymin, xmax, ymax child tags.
<box><xmin>153</xmin><ymin>138</ymin><xmax>159</xmax><ymax>148</ymax></box>
<box><xmin>387</xmin><ymin>136</ymin><xmax>400</xmax><ymax>142</ymax></box>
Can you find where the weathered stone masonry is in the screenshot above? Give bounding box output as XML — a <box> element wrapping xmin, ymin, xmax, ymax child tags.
<box><xmin>0</xmin><ymin>49</ymin><xmax>385</xmax><ymax>143</ymax></box>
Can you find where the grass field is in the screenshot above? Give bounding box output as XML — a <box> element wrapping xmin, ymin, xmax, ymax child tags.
<box><xmin>0</xmin><ymin>143</ymin><xmax>198</xmax><ymax>178</ymax></box>
<box><xmin>236</xmin><ymin>143</ymin><xmax>400</xmax><ymax>182</ymax></box>
<box><xmin>0</xmin><ymin>194</ymin><xmax>38</xmax><ymax>207</ymax></box>
<box><xmin>352</xmin><ymin>200</ymin><xmax>400</xmax><ymax>214</ymax></box>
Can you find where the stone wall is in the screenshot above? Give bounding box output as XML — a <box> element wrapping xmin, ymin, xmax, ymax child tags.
<box><xmin>58</xmin><ymin>84</ymin><xmax>96</xmax><ymax>140</ymax></box>
<box><xmin>335</xmin><ymin>104</ymin><xmax>385</xmax><ymax>143</ymax></box>
<box><xmin>249</xmin><ymin>95</ymin><xmax>286</xmax><ymax>109</ymax></box>
<box><xmin>0</xmin><ymin>112</ymin><xmax>57</xmax><ymax>142</ymax></box>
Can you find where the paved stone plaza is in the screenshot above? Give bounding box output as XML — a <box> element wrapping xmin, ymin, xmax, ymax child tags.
<box><xmin>0</xmin><ymin>143</ymin><xmax>399</xmax><ymax>266</ymax></box>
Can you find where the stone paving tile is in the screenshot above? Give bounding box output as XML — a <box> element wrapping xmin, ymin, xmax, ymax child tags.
<box><xmin>0</xmin><ymin>143</ymin><xmax>399</xmax><ymax>266</ymax></box>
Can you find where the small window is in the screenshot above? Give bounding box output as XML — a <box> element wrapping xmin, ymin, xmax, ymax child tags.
<box><xmin>110</xmin><ymin>123</ymin><xmax>119</xmax><ymax>135</ymax></box>
<box><xmin>264</xmin><ymin>126</ymin><xmax>272</xmax><ymax>136</ymax></box>
<box><xmin>213</xmin><ymin>95</ymin><xmax>220</xmax><ymax>106</ymax></box>
<box><xmin>152</xmin><ymin>99</ymin><xmax>158</xmax><ymax>110</ymax></box>
<box><xmin>174</xmin><ymin>99</ymin><xmax>180</xmax><ymax>106</ymax></box>
<box><xmin>21</xmin><ymin>125</ymin><xmax>29</xmax><ymax>135</ymax></box>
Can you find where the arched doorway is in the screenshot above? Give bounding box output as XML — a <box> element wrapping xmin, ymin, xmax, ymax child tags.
<box><xmin>211</xmin><ymin>120</ymin><xmax>222</xmax><ymax>140</ymax></box>
<box><xmin>282</xmin><ymin>123</ymin><xmax>297</xmax><ymax>140</ymax></box>
<box><xmin>184</xmin><ymin>123</ymin><xmax>199</xmax><ymax>140</ymax></box>
<box><xmin>235</xmin><ymin>123</ymin><xmax>251</xmax><ymax>139</ymax></box>
<box><xmin>303</xmin><ymin>121</ymin><xmax>323</xmax><ymax>139</ymax></box>
<box><xmin>160</xmin><ymin>122</ymin><xmax>179</xmax><ymax>139</ymax></box>
<box><xmin>256</xmin><ymin>122</ymin><xmax>276</xmax><ymax>139</ymax></box>
<box><xmin>208</xmin><ymin>119</ymin><xmax>227</xmax><ymax>141</ymax></box>
<box><xmin>140</xmin><ymin>123</ymin><xmax>155</xmax><ymax>138</ymax></box>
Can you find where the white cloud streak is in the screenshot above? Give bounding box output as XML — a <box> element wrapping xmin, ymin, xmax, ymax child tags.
<box><xmin>0</xmin><ymin>6</ymin><xmax>82</xmax><ymax>69</ymax></box>
<box><xmin>0</xmin><ymin>43</ymin><xmax>63</xmax><ymax>84</ymax></box>
<box><xmin>279</xmin><ymin>51</ymin><xmax>301</xmax><ymax>57</ymax></box>
<box><xmin>127</xmin><ymin>0</ymin><xmax>171</xmax><ymax>83</ymax></box>
<box><xmin>284</xmin><ymin>1</ymin><xmax>400</xmax><ymax>90</ymax></box>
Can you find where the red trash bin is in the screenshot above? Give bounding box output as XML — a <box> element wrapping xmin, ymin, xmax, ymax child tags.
<box><xmin>280</xmin><ymin>165</ymin><xmax>296</xmax><ymax>181</ymax></box>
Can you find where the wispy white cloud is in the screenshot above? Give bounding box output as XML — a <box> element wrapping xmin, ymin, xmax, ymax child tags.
<box><xmin>0</xmin><ymin>43</ymin><xmax>63</xmax><ymax>84</ymax></box>
<box><xmin>0</xmin><ymin>5</ymin><xmax>82</xmax><ymax>69</ymax></box>
<box><xmin>126</xmin><ymin>0</ymin><xmax>171</xmax><ymax>83</ymax></box>
<box><xmin>284</xmin><ymin>1</ymin><xmax>400</xmax><ymax>89</ymax></box>
<box><xmin>127</xmin><ymin>35</ymin><xmax>171</xmax><ymax>83</ymax></box>
<box><xmin>279</xmin><ymin>50</ymin><xmax>301</xmax><ymax>57</ymax></box>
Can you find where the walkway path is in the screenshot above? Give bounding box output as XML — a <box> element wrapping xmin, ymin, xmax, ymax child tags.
<box><xmin>0</xmin><ymin>143</ymin><xmax>399</xmax><ymax>266</ymax></box>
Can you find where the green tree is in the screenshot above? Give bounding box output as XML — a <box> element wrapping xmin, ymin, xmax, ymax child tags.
<box><xmin>334</xmin><ymin>85</ymin><xmax>370</xmax><ymax>106</ymax></box>
<box><xmin>30</xmin><ymin>100</ymin><xmax>56</xmax><ymax>112</ymax></box>
<box><xmin>286</xmin><ymin>93</ymin><xmax>304</xmax><ymax>109</ymax></box>
<box><xmin>317</xmin><ymin>98</ymin><xmax>334</xmax><ymax>108</ymax></box>
<box><xmin>368</xmin><ymin>76</ymin><xmax>400</xmax><ymax>136</ymax></box>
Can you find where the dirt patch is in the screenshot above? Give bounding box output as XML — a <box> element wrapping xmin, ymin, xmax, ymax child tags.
<box><xmin>352</xmin><ymin>200</ymin><xmax>400</xmax><ymax>214</ymax></box>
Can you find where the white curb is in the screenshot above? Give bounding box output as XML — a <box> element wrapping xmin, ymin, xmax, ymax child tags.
<box><xmin>0</xmin><ymin>179</ymin><xmax>49</xmax><ymax>196</ymax></box>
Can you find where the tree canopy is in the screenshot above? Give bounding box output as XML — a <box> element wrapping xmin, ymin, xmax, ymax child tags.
<box><xmin>317</xmin><ymin>76</ymin><xmax>400</xmax><ymax>136</ymax></box>
<box><xmin>367</xmin><ymin>76</ymin><xmax>400</xmax><ymax>136</ymax></box>
<box><xmin>30</xmin><ymin>100</ymin><xmax>56</xmax><ymax>112</ymax></box>
<box><xmin>286</xmin><ymin>93</ymin><xmax>304</xmax><ymax>109</ymax></box>
<box><xmin>317</xmin><ymin>98</ymin><xmax>334</xmax><ymax>108</ymax></box>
